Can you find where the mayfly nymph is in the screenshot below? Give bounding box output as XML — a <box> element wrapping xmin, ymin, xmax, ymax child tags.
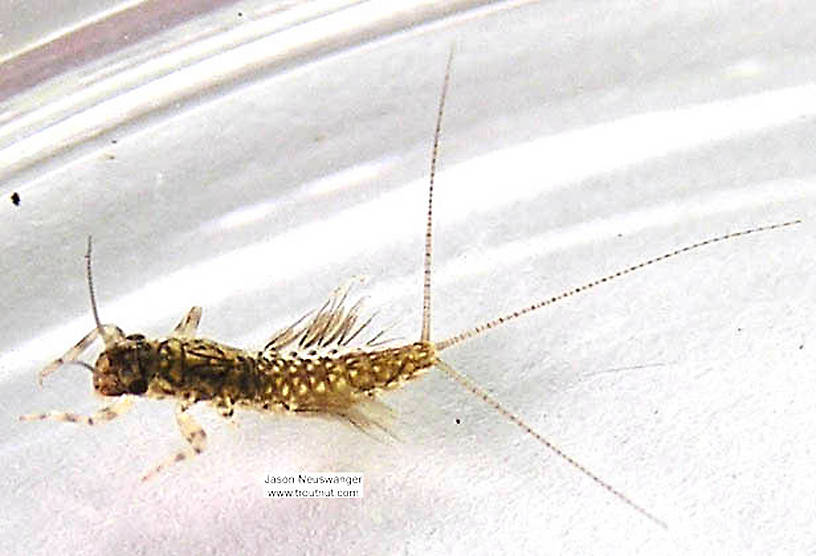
<box><xmin>21</xmin><ymin>49</ymin><xmax>801</xmax><ymax>528</ymax></box>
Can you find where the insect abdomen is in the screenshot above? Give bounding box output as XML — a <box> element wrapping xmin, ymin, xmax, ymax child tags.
<box><xmin>258</xmin><ymin>341</ymin><xmax>437</xmax><ymax>411</ymax></box>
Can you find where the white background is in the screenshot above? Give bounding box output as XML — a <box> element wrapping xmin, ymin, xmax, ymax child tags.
<box><xmin>2</xmin><ymin>1</ymin><xmax>815</xmax><ymax>554</ymax></box>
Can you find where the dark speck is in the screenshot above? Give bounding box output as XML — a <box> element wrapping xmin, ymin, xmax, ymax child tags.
<box><xmin>11</xmin><ymin>192</ymin><xmax>20</xmax><ymax>206</ymax></box>
<box><xmin>111</xmin><ymin>139</ymin><xmax>118</xmax><ymax>144</ymax></box>
<box><xmin>799</xmin><ymin>344</ymin><xmax>804</xmax><ymax>350</ymax></box>
<box><xmin>238</xmin><ymin>11</ymin><xmax>243</xmax><ymax>17</ymax></box>
<box><xmin>455</xmin><ymin>418</ymin><xmax>461</xmax><ymax>424</ymax></box>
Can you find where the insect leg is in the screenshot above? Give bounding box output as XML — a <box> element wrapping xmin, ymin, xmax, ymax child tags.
<box><xmin>37</xmin><ymin>329</ymin><xmax>98</xmax><ymax>385</ymax></box>
<box><xmin>215</xmin><ymin>399</ymin><xmax>241</xmax><ymax>430</ymax></box>
<box><xmin>216</xmin><ymin>401</ymin><xmax>234</xmax><ymax>419</ymax></box>
<box><xmin>19</xmin><ymin>396</ymin><xmax>134</xmax><ymax>425</ymax></box>
<box><xmin>37</xmin><ymin>324</ymin><xmax>125</xmax><ymax>385</ymax></box>
<box><xmin>141</xmin><ymin>399</ymin><xmax>207</xmax><ymax>481</ymax></box>
<box><xmin>171</xmin><ymin>306</ymin><xmax>203</xmax><ymax>338</ymax></box>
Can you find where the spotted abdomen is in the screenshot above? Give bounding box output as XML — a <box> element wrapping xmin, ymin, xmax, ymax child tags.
<box><xmin>258</xmin><ymin>341</ymin><xmax>437</xmax><ymax>411</ymax></box>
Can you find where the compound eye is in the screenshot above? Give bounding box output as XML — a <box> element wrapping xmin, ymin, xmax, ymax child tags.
<box><xmin>129</xmin><ymin>379</ymin><xmax>147</xmax><ymax>395</ymax></box>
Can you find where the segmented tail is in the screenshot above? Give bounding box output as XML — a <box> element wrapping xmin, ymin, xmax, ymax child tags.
<box><xmin>436</xmin><ymin>219</ymin><xmax>802</xmax><ymax>351</ymax></box>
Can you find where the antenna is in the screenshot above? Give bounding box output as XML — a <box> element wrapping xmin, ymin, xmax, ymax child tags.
<box><xmin>85</xmin><ymin>236</ymin><xmax>109</xmax><ymax>345</ymax></box>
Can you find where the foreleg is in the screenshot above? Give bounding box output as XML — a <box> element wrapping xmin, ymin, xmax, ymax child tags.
<box><xmin>171</xmin><ymin>306</ymin><xmax>203</xmax><ymax>338</ymax></box>
<box><xmin>19</xmin><ymin>396</ymin><xmax>134</xmax><ymax>425</ymax></box>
